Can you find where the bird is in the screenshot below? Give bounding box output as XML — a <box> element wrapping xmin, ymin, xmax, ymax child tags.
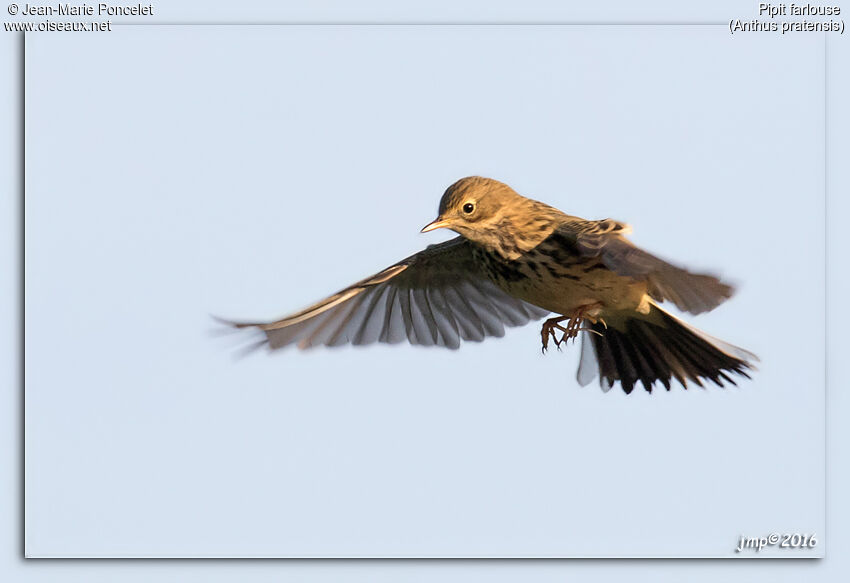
<box><xmin>225</xmin><ymin>176</ymin><xmax>756</xmax><ymax>394</ymax></box>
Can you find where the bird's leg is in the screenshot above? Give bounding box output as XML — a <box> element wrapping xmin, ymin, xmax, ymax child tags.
<box><xmin>568</xmin><ymin>302</ymin><xmax>607</xmax><ymax>340</ymax></box>
<box><xmin>567</xmin><ymin>302</ymin><xmax>607</xmax><ymax>340</ymax></box>
<box><xmin>540</xmin><ymin>303</ymin><xmax>606</xmax><ymax>352</ymax></box>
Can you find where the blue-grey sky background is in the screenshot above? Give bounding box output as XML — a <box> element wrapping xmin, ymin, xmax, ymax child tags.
<box><xmin>3</xmin><ymin>0</ymin><xmax>848</xmax><ymax>579</ymax></box>
<box><xmin>23</xmin><ymin>23</ymin><xmax>825</xmax><ymax>558</ymax></box>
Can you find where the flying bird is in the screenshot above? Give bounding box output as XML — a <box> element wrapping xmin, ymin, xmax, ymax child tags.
<box><xmin>227</xmin><ymin>176</ymin><xmax>756</xmax><ymax>393</ymax></box>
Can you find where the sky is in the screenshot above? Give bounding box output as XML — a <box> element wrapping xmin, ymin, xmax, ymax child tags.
<box><xmin>14</xmin><ymin>3</ymin><xmax>836</xmax><ymax>571</ymax></box>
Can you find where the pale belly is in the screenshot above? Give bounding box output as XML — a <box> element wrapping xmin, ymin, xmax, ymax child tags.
<box><xmin>496</xmin><ymin>265</ymin><xmax>650</xmax><ymax>318</ymax></box>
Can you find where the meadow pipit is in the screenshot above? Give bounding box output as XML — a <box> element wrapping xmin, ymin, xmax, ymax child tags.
<box><xmin>226</xmin><ymin>176</ymin><xmax>756</xmax><ymax>393</ymax></box>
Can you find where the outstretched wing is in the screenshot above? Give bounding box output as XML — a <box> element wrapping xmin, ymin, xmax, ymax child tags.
<box><xmin>227</xmin><ymin>237</ymin><xmax>549</xmax><ymax>350</ymax></box>
<box><xmin>565</xmin><ymin>219</ymin><xmax>734</xmax><ymax>315</ymax></box>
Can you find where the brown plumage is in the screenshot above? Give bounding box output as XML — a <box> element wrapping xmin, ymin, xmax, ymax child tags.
<box><xmin>225</xmin><ymin>176</ymin><xmax>756</xmax><ymax>393</ymax></box>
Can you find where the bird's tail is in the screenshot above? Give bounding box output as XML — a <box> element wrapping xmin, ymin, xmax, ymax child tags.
<box><xmin>576</xmin><ymin>304</ymin><xmax>757</xmax><ymax>394</ymax></box>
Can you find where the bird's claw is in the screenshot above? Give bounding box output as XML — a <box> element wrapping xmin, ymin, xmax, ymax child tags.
<box><xmin>539</xmin><ymin>305</ymin><xmax>606</xmax><ymax>353</ymax></box>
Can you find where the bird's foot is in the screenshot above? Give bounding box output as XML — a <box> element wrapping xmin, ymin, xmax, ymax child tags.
<box><xmin>540</xmin><ymin>304</ymin><xmax>605</xmax><ymax>353</ymax></box>
<box><xmin>541</xmin><ymin>316</ymin><xmax>570</xmax><ymax>353</ymax></box>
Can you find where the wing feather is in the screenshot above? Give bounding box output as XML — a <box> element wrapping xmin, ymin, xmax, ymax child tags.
<box><xmin>227</xmin><ymin>237</ymin><xmax>548</xmax><ymax>350</ymax></box>
<box><xmin>412</xmin><ymin>287</ymin><xmax>439</xmax><ymax>346</ymax></box>
<box><xmin>426</xmin><ymin>287</ymin><xmax>461</xmax><ymax>349</ymax></box>
<box><xmin>352</xmin><ymin>284</ymin><xmax>389</xmax><ymax>346</ymax></box>
<box><xmin>378</xmin><ymin>285</ymin><xmax>400</xmax><ymax>344</ymax></box>
<box><xmin>565</xmin><ymin>221</ymin><xmax>734</xmax><ymax>315</ymax></box>
<box><xmin>440</xmin><ymin>285</ymin><xmax>486</xmax><ymax>342</ymax></box>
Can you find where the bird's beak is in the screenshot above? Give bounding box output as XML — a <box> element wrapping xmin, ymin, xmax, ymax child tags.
<box><xmin>420</xmin><ymin>218</ymin><xmax>451</xmax><ymax>233</ymax></box>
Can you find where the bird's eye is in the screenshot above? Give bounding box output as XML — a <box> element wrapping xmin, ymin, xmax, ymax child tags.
<box><xmin>462</xmin><ymin>202</ymin><xmax>475</xmax><ymax>214</ymax></box>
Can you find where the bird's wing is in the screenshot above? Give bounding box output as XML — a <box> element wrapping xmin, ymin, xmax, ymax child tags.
<box><xmin>227</xmin><ymin>237</ymin><xmax>549</xmax><ymax>350</ymax></box>
<box><xmin>564</xmin><ymin>220</ymin><xmax>734</xmax><ymax>315</ymax></box>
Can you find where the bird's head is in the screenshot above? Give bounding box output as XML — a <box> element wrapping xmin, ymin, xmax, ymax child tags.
<box><xmin>421</xmin><ymin>176</ymin><xmax>557</xmax><ymax>257</ymax></box>
<box><xmin>421</xmin><ymin>176</ymin><xmax>519</xmax><ymax>241</ymax></box>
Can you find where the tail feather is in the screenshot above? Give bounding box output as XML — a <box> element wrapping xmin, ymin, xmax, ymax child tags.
<box><xmin>579</xmin><ymin>305</ymin><xmax>754</xmax><ymax>394</ymax></box>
